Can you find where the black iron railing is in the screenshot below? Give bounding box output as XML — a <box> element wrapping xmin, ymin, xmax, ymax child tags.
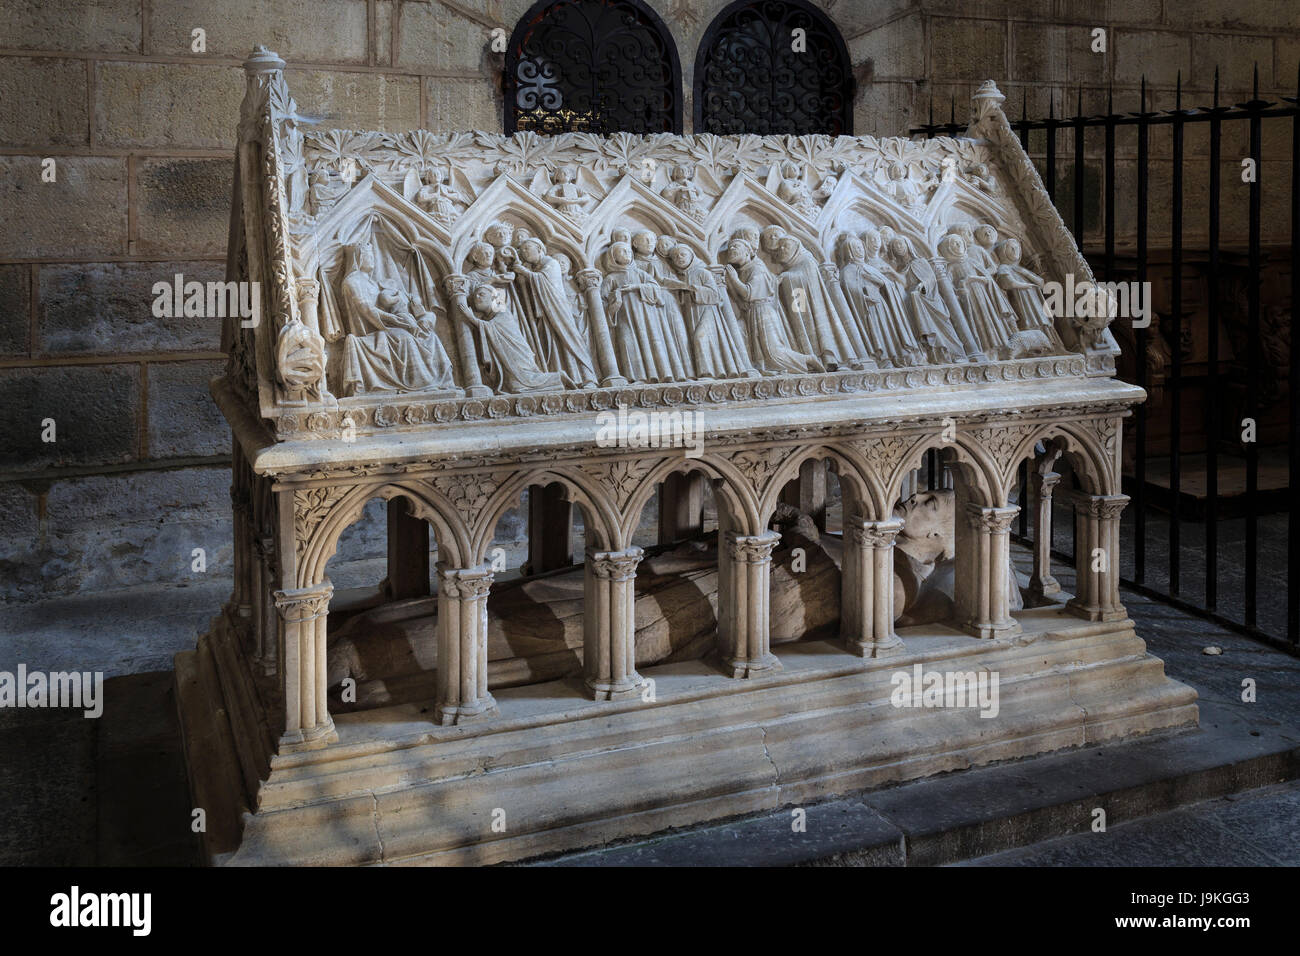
<box><xmin>915</xmin><ymin>68</ymin><xmax>1300</xmax><ymax>655</ymax></box>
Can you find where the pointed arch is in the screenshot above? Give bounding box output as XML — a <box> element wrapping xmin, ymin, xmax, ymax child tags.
<box><xmin>1003</xmin><ymin>419</ymin><xmax>1116</xmax><ymax>500</ymax></box>
<box><xmin>756</xmin><ymin>442</ymin><xmax>884</xmax><ymax>525</ymax></box>
<box><xmin>621</xmin><ymin>453</ymin><xmax>760</xmax><ymax>542</ymax></box>
<box><xmin>297</xmin><ymin>479</ymin><xmax>469</xmax><ymax>588</ymax></box>
<box><xmin>471</xmin><ymin>465</ymin><xmax>619</xmax><ymax>564</ymax></box>
<box><xmin>888</xmin><ymin>430</ymin><xmax>1001</xmax><ymax>510</ymax></box>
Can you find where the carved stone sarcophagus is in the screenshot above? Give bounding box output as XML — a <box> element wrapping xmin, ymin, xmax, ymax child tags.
<box><xmin>175</xmin><ymin>47</ymin><xmax>1197</xmax><ymax>866</ymax></box>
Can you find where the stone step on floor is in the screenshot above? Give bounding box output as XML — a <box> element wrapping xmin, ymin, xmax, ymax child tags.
<box><xmin>526</xmin><ymin>698</ymin><xmax>1300</xmax><ymax>866</ymax></box>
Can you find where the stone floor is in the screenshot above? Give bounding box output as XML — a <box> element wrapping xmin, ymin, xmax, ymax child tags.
<box><xmin>0</xmin><ymin>546</ymin><xmax>1297</xmax><ymax>866</ymax></box>
<box><xmin>955</xmin><ymin>780</ymin><xmax>1300</xmax><ymax>866</ymax></box>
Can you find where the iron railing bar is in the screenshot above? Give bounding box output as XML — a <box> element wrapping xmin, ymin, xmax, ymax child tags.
<box><xmin>1134</xmin><ymin>77</ymin><xmax>1150</xmax><ymax>585</ymax></box>
<box><xmin>1245</xmin><ymin>67</ymin><xmax>1263</xmax><ymax>629</ymax></box>
<box><xmin>1169</xmin><ymin>74</ymin><xmax>1184</xmax><ymax>596</ymax></box>
<box><xmin>1206</xmin><ymin>70</ymin><xmax>1221</xmax><ymax>611</ymax></box>
<box><xmin>1073</xmin><ymin>87</ymin><xmax>1085</xmax><ymax>245</ymax></box>
<box><xmin>1291</xmin><ymin>62</ymin><xmax>1300</xmax><ymax>644</ymax></box>
<box><xmin>1045</xmin><ymin>92</ymin><xmax>1057</xmax><ymax>204</ymax></box>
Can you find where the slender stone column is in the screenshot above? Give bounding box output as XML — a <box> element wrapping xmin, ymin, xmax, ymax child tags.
<box><xmin>658</xmin><ymin>471</ymin><xmax>705</xmax><ymax>544</ymax></box>
<box><xmin>385</xmin><ymin>497</ymin><xmax>431</xmax><ymax>600</ymax></box>
<box><xmin>842</xmin><ymin>516</ymin><xmax>905</xmax><ymax>657</ymax></box>
<box><xmin>1027</xmin><ymin>469</ymin><xmax>1062</xmax><ymax>602</ymax></box>
<box><xmin>296</xmin><ymin>276</ymin><xmax>321</xmax><ymax>338</ymax></box>
<box><xmin>583</xmin><ymin>546</ymin><xmax>645</xmax><ymax>700</ymax></box>
<box><xmin>719</xmin><ymin>530</ymin><xmax>783</xmax><ymax>678</ymax></box>
<box><xmin>442</xmin><ymin>274</ymin><xmax>492</xmax><ymax>398</ymax></box>
<box><xmin>1067</xmin><ymin>493</ymin><xmax>1130</xmax><ymax>622</ymax></box>
<box><xmin>229</xmin><ymin>458</ymin><xmax>253</xmax><ymax>621</ymax></box>
<box><xmin>577</xmin><ymin>268</ymin><xmax>628</xmax><ymax>387</ymax></box>
<box><xmin>273</xmin><ymin>580</ymin><xmax>335</xmax><ymax>745</ymax></box>
<box><xmin>958</xmin><ymin>504</ymin><xmax>1021</xmax><ymax>638</ymax></box>
<box><xmin>252</xmin><ymin>535</ymin><xmax>279</xmax><ymax>675</ymax></box>
<box><xmin>434</xmin><ymin>563</ymin><xmax>498</xmax><ymax>725</ymax></box>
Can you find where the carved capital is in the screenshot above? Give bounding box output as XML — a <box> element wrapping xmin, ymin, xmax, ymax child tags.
<box><xmin>443</xmin><ymin>272</ymin><xmax>469</xmax><ymax>297</ymax></box>
<box><xmin>436</xmin><ymin>563</ymin><xmax>494</xmax><ymax>599</ymax></box>
<box><xmin>965</xmin><ymin>504</ymin><xmax>1019</xmax><ymax>534</ymax></box>
<box><xmin>576</xmin><ymin>268</ymin><xmax>602</xmax><ymax>292</ymax></box>
<box><xmin>847</xmin><ymin>517</ymin><xmax>904</xmax><ymax>549</ymax></box>
<box><xmin>1075</xmin><ymin>493</ymin><xmax>1129</xmax><ymax>520</ymax></box>
<box><xmin>586</xmin><ymin>546</ymin><xmax>644</xmax><ymax>581</ymax></box>
<box><xmin>723</xmin><ymin>529</ymin><xmax>781</xmax><ymax>563</ymax></box>
<box><xmin>1030</xmin><ymin>470</ymin><xmax>1061</xmax><ymax>496</ymax></box>
<box><xmin>274</xmin><ymin>581</ymin><xmax>333</xmax><ymax>622</ymax></box>
<box><xmin>295</xmin><ymin>276</ymin><xmax>319</xmax><ymax>307</ymax></box>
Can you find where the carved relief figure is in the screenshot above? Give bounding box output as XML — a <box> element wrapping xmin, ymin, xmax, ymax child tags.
<box><xmin>514</xmin><ymin>237</ymin><xmax>597</xmax><ymax>387</ymax></box>
<box><xmin>884</xmin><ymin>162</ymin><xmax>922</xmax><ymax>209</ymax></box>
<box><xmin>939</xmin><ymin>233</ymin><xmax>1015</xmax><ymax>359</ymax></box>
<box><xmin>552</xmin><ymin>252</ymin><xmax>586</xmax><ymax>335</ymax></box>
<box><xmin>309</xmin><ymin>170</ymin><xmax>345</xmax><ymax>216</ymax></box>
<box><xmin>722</xmin><ymin>238</ymin><xmax>818</xmax><ymax>375</ymax></box>
<box><xmin>661</xmin><ymin>164</ymin><xmax>706</xmax><ymax>221</ymax></box>
<box><xmin>481</xmin><ymin>222</ymin><xmax>539</xmax><ymax>358</ymax></box>
<box><xmin>602</xmin><ymin>241</ymin><xmax>686</xmax><ymax>384</ymax></box>
<box><xmin>543</xmin><ymin>166</ymin><xmax>591</xmax><ymax>223</ymax></box>
<box><xmin>888</xmin><ymin>237</ymin><xmax>966</xmax><ymax>365</ymax></box>
<box><xmin>995</xmin><ymin>238</ymin><xmax>1062</xmax><ymax>353</ymax></box>
<box><xmin>464</xmin><ymin>284</ymin><xmax>565</xmax><ymax>393</ymax></box>
<box><xmin>836</xmin><ymin>232</ymin><xmax>925</xmax><ymax>368</ymax></box>
<box><xmin>776</xmin><ymin>161</ymin><xmax>819</xmax><ymax>218</ymax></box>
<box><xmin>631</xmin><ymin>230</ymin><xmax>694</xmax><ymax>378</ymax></box>
<box><xmin>414</xmin><ymin>166</ymin><xmax>467</xmax><ymax>225</ymax></box>
<box><xmin>811</xmin><ymin>166</ymin><xmax>841</xmax><ymax>203</ymax></box>
<box><xmin>773</xmin><ymin>235</ymin><xmax>858</xmax><ymax>371</ymax></box>
<box><xmin>338</xmin><ymin>242</ymin><xmax>459</xmax><ymax>396</ymax></box>
<box><xmin>667</xmin><ymin>244</ymin><xmax>757</xmax><ymax>379</ymax></box>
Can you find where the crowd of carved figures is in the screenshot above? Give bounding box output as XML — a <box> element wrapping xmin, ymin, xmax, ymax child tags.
<box><xmin>327</xmin><ymin>213</ymin><xmax>1068</xmax><ymax>399</ymax></box>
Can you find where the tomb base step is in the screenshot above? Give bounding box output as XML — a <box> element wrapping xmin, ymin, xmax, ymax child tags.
<box><xmin>175</xmin><ymin>609</ymin><xmax>1198</xmax><ymax>866</ymax></box>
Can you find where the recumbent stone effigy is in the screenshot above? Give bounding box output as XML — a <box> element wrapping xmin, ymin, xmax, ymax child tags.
<box><xmin>173</xmin><ymin>47</ymin><xmax>1198</xmax><ymax>865</ymax></box>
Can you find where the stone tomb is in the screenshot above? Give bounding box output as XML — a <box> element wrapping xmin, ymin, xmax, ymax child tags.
<box><xmin>174</xmin><ymin>48</ymin><xmax>1198</xmax><ymax>865</ymax></box>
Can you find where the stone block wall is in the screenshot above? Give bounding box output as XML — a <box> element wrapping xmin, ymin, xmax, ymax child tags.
<box><xmin>1</xmin><ymin>0</ymin><xmax>1297</xmax><ymax>603</ymax></box>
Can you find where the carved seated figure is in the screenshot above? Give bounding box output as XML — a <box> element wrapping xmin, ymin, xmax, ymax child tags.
<box><xmin>885</xmin><ymin>162</ymin><xmax>922</xmax><ymax>209</ymax></box>
<box><xmin>544</xmin><ymin>166</ymin><xmax>590</xmax><ymax>222</ymax></box>
<box><xmin>338</xmin><ymin>242</ymin><xmax>459</xmax><ymax>396</ymax></box>
<box><xmin>414</xmin><ymin>166</ymin><xmax>467</xmax><ymax>225</ymax></box>
<box><xmin>660</xmin><ymin>164</ymin><xmax>706</xmax><ymax>221</ymax></box>
<box><xmin>776</xmin><ymin>161</ymin><xmax>820</xmax><ymax>219</ymax></box>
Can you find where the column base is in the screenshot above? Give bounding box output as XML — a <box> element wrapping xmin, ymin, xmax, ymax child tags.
<box><xmin>586</xmin><ymin>672</ymin><xmax>646</xmax><ymax>702</ymax></box>
<box><xmin>435</xmin><ymin>693</ymin><xmax>500</xmax><ymax>726</ymax></box>
<box><xmin>600</xmin><ymin>374</ymin><xmax>629</xmax><ymax>388</ymax></box>
<box><xmin>846</xmin><ymin>634</ymin><xmax>904</xmax><ymax>659</ymax></box>
<box><xmin>463</xmin><ymin>384</ymin><xmax>493</xmax><ymax>399</ymax></box>
<box><xmin>1066</xmin><ymin>602</ymin><xmax>1128</xmax><ymax>623</ymax></box>
<box><xmin>278</xmin><ymin>716</ymin><xmax>338</xmax><ymax>752</ymax></box>
<box><xmin>1027</xmin><ymin>575</ymin><xmax>1061</xmax><ymax>598</ymax></box>
<box><xmin>725</xmin><ymin>653</ymin><xmax>782</xmax><ymax>679</ymax></box>
<box><xmin>962</xmin><ymin>619</ymin><xmax>1022</xmax><ymax>640</ymax></box>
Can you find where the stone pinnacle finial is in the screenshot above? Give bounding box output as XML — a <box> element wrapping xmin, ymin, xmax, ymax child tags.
<box><xmin>970</xmin><ymin>80</ymin><xmax>1006</xmax><ymax>125</ymax></box>
<box><xmin>244</xmin><ymin>46</ymin><xmax>285</xmax><ymax>76</ymax></box>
